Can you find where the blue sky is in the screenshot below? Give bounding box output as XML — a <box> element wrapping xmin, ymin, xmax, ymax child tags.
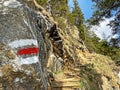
<box><xmin>68</xmin><ymin>0</ymin><xmax>93</xmax><ymax>20</ymax></box>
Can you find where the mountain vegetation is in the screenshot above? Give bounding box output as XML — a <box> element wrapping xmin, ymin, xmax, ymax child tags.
<box><xmin>89</xmin><ymin>0</ymin><xmax>120</xmax><ymax>47</ymax></box>
<box><xmin>84</xmin><ymin>0</ymin><xmax>120</xmax><ymax>65</ymax></box>
<box><xmin>85</xmin><ymin>31</ymin><xmax>120</xmax><ymax>65</ymax></box>
<box><xmin>89</xmin><ymin>0</ymin><xmax>120</xmax><ymax>25</ymax></box>
<box><xmin>0</xmin><ymin>0</ymin><xmax>120</xmax><ymax>90</ymax></box>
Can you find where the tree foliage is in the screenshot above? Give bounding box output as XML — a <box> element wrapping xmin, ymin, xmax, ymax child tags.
<box><xmin>89</xmin><ymin>0</ymin><xmax>120</xmax><ymax>25</ymax></box>
<box><xmin>85</xmin><ymin>29</ymin><xmax>120</xmax><ymax>64</ymax></box>
<box><xmin>36</xmin><ymin>0</ymin><xmax>47</xmax><ymax>7</ymax></box>
<box><xmin>108</xmin><ymin>10</ymin><xmax>120</xmax><ymax>46</ymax></box>
<box><xmin>89</xmin><ymin>0</ymin><xmax>120</xmax><ymax>47</ymax></box>
<box><xmin>70</xmin><ymin>0</ymin><xmax>85</xmax><ymax>40</ymax></box>
<box><xmin>72</xmin><ymin>0</ymin><xmax>84</xmax><ymax>27</ymax></box>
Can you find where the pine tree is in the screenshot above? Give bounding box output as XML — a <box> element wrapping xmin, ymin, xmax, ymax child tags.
<box><xmin>72</xmin><ymin>0</ymin><xmax>85</xmax><ymax>40</ymax></box>
<box><xmin>109</xmin><ymin>10</ymin><xmax>120</xmax><ymax>46</ymax></box>
<box><xmin>72</xmin><ymin>0</ymin><xmax>84</xmax><ymax>27</ymax></box>
<box><xmin>89</xmin><ymin>0</ymin><xmax>120</xmax><ymax>47</ymax></box>
<box><xmin>89</xmin><ymin>0</ymin><xmax>120</xmax><ymax>25</ymax></box>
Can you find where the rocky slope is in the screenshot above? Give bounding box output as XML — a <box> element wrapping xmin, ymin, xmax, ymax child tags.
<box><xmin>0</xmin><ymin>0</ymin><xmax>120</xmax><ymax>90</ymax></box>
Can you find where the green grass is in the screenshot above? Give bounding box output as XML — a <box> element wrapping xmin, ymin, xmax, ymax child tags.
<box><xmin>54</xmin><ymin>70</ymin><xmax>62</xmax><ymax>75</ymax></box>
<box><xmin>79</xmin><ymin>81</ymin><xmax>85</xmax><ymax>88</ymax></box>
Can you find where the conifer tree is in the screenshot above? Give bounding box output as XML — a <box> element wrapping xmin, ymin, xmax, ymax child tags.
<box><xmin>72</xmin><ymin>0</ymin><xmax>85</xmax><ymax>40</ymax></box>
<box><xmin>72</xmin><ymin>0</ymin><xmax>84</xmax><ymax>27</ymax></box>
<box><xmin>89</xmin><ymin>0</ymin><xmax>120</xmax><ymax>25</ymax></box>
<box><xmin>89</xmin><ymin>0</ymin><xmax>120</xmax><ymax>47</ymax></box>
<box><xmin>109</xmin><ymin>10</ymin><xmax>120</xmax><ymax>46</ymax></box>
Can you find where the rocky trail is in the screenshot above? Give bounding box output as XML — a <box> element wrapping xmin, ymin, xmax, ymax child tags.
<box><xmin>0</xmin><ymin>0</ymin><xmax>120</xmax><ymax>90</ymax></box>
<box><xmin>48</xmin><ymin>70</ymin><xmax>81</xmax><ymax>90</ymax></box>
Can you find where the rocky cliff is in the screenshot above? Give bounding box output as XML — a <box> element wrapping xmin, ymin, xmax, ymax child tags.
<box><xmin>0</xmin><ymin>0</ymin><xmax>120</xmax><ymax>90</ymax></box>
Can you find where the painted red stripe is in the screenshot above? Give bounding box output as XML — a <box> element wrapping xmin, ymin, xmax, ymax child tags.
<box><xmin>17</xmin><ymin>47</ymin><xmax>39</xmax><ymax>55</ymax></box>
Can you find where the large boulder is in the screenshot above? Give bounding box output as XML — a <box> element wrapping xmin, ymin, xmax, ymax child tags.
<box><xmin>0</xmin><ymin>0</ymin><xmax>49</xmax><ymax>89</ymax></box>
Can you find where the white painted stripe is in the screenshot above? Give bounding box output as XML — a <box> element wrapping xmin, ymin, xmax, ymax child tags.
<box><xmin>20</xmin><ymin>56</ymin><xmax>39</xmax><ymax>65</ymax></box>
<box><xmin>8</xmin><ymin>39</ymin><xmax>38</xmax><ymax>48</ymax></box>
<box><xmin>3</xmin><ymin>0</ymin><xmax>22</xmax><ymax>8</ymax></box>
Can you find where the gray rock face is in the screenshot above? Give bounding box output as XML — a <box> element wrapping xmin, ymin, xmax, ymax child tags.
<box><xmin>0</xmin><ymin>0</ymin><xmax>36</xmax><ymax>43</ymax></box>
<box><xmin>0</xmin><ymin>0</ymin><xmax>48</xmax><ymax>89</ymax></box>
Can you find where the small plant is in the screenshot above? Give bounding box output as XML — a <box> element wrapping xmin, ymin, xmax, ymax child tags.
<box><xmin>57</xmin><ymin>18</ymin><xmax>67</xmax><ymax>30</ymax></box>
<box><xmin>54</xmin><ymin>70</ymin><xmax>62</xmax><ymax>75</ymax></box>
<box><xmin>79</xmin><ymin>81</ymin><xmax>85</xmax><ymax>88</ymax></box>
<box><xmin>36</xmin><ymin>0</ymin><xmax>47</xmax><ymax>6</ymax></box>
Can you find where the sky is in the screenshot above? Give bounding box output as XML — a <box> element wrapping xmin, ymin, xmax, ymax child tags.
<box><xmin>68</xmin><ymin>0</ymin><xmax>112</xmax><ymax>40</ymax></box>
<box><xmin>68</xmin><ymin>0</ymin><xmax>93</xmax><ymax>20</ymax></box>
<box><xmin>91</xmin><ymin>19</ymin><xmax>112</xmax><ymax>40</ymax></box>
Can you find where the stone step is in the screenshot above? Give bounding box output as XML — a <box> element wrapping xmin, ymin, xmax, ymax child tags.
<box><xmin>51</xmin><ymin>78</ymin><xmax>80</xmax><ymax>88</ymax></box>
<box><xmin>51</xmin><ymin>82</ymin><xmax>80</xmax><ymax>88</ymax></box>
<box><xmin>0</xmin><ymin>84</ymin><xmax>2</xmax><ymax>90</ymax></box>
<box><xmin>56</xmin><ymin>78</ymin><xmax>80</xmax><ymax>82</ymax></box>
<box><xmin>48</xmin><ymin>87</ymin><xmax>80</xmax><ymax>90</ymax></box>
